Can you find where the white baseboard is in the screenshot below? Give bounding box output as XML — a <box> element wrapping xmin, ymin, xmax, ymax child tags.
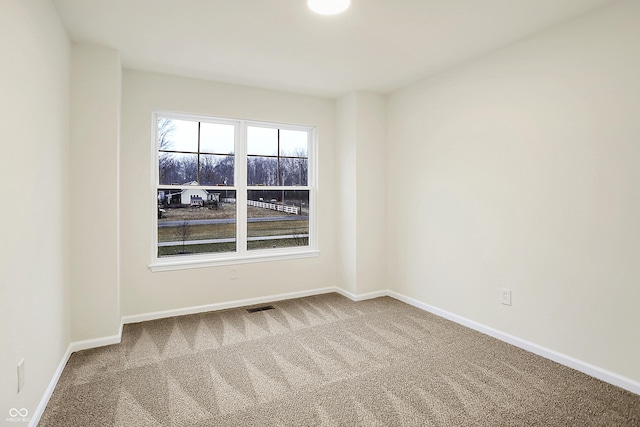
<box><xmin>334</xmin><ymin>287</ymin><xmax>386</xmax><ymax>301</ymax></box>
<box><xmin>68</xmin><ymin>333</ymin><xmax>122</xmax><ymax>353</ymax></box>
<box><xmin>29</xmin><ymin>344</ymin><xmax>73</xmax><ymax>427</ymax></box>
<box><xmin>121</xmin><ymin>286</ymin><xmax>338</xmax><ymax>324</ymax></box>
<box><xmin>386</xmin><ymin>290</ymin><xmax>640</xmax><ymax>396</ymax></box>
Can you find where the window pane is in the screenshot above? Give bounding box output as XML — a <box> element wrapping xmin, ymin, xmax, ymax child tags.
<box><xmin>158</xmin><ymin>117</ymin><xmax>177</xmax><ymax>150</ymax></box>
<box><xmin>280</xmin><ymin>129</ymin><xmax>308</xmax><ymax>157</ymax></box>
<box><xmin>246</xmin><ymin>190</ymin><xmax>309</xmax><ymax>250</ymax></box>
<box><xmin>247</xmin><ymin>126</ymin><xmax>277</xmax><ymax>156</ymax></box>
<box><xmin>159</xmin><ymin>152</ymin><xmax>175</xmax><ymax>185</ymax></box>
<box><xmin>159</xmin><ymin>119</ymin><xmax>199</xmax><ymax>152</ymax></box>
<box><xmin>200</xmin><ymin>122</ymin><xmax>235</xmax><ymax>154</ymax></box>
<box><xmin>200</xmin><ymin>154</ymin><xmax>234</xmax><ymax>186</ymax></box>
<box><xmin>159</xmin><ymin>152</ymin><xmax>198</xmax><ymax>185</ymax></box>
<box><xmin>247</xmin><ymin>156</ymin><xmax>278</xmax><ymax>186</ymax></box>
<box><xmin>279</xmin><ymin>157</ymin><xmax>308</xmax><ymax>186</ymax></box>
<box><xmin>157</xmin><ymin>189</ymin><xmax>236</xmax><ymax>257</ymax></box>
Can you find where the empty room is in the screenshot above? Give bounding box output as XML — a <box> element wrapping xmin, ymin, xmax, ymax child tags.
<box><xmin>1</xmin><ymin>0</ymin><xmax>639</xmax><ymax>425</ymax></box>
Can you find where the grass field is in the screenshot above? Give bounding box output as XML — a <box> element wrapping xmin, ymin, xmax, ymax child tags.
<box><xmin>158</xmin><ymin>204</ymin><xmax>307</xmax><ymax>222</ymax></box>
<box><xmin>158</xmin><ymin>242</ymin><xmax>236</xmax><ymax>257</ymax></box>
<box><xmin>158</xmin><ymin>204</ymin><xmax>235</xmax><ymax>221</ymax></box>
<box><xmin>247</xmin><ymin>237</ymin><xmax>308</xmax><ymax>250</ymax></box>
<box><xmin>158</xmin><ymin>223</ymin><xmax>235</xmax><ymax>242</ymax></box>
<box><xmin>158</xmin><ymin>237</ymin><xmax>308</xmax><ymax>256</ymax></box>
<box><xmin>247</xmin><ymin>220</ymin><xmax>308</xmax><ymax>237</ymax></box>
<box><xmin>158</xmin><ymin>220</ymin><xmax>308</xmax><ymax>242</ymax></box>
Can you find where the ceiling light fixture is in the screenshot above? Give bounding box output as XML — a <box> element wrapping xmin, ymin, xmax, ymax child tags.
<box><xmin>308</xmin><ymin>0</ymin><xmax>351</xmax><ymax>15</ymax></box>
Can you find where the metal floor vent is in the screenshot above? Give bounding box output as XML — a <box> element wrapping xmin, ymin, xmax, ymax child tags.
<box><xmin>246</xmin><ymin>305</ymin><xmax>275</xmax><ymax>313</ymax></box>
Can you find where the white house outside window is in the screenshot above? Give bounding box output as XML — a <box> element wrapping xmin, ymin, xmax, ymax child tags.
<box><xmin>151</xmin><ymin>112</ymin><xmax>317</xmax><ymax>271</ymax></box>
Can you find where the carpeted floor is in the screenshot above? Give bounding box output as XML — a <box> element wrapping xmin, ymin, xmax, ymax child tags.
<box><xmin>40</xmin><ymin>293</ymin><xmax>640</xmax><ymax>426</ymax></box>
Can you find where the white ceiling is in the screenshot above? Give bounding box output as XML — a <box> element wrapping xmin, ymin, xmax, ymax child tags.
<box><xmin>52</xmin><ymin>0</ymin><xmax>615</xmax><ymax>98</ymax></box>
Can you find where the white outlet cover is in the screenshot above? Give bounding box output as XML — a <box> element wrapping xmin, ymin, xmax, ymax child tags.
<box><xmin>17</xmin><ymin>359</ymin><xmax>25</xmax><ymax>393</ymax></box>
<box><xmin>501</xmin><ymin>289</ymin><xmax>512</xmax><ymax>306</ymax></box>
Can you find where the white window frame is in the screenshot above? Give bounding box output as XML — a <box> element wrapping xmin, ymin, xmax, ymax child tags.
<box><xmin>149</xmin><ymin>111</ymin><xmax>319</xmax><ymax>272</ymax></box>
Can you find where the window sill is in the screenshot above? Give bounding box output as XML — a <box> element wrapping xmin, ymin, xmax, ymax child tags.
<box><xmin>149</xmin><ymin>248</ymin><xmax>320</xmax><ymax>272</ymax></box>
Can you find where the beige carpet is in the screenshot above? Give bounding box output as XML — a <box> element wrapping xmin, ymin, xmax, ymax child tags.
<box><xmin>40</xmin><ymin>293</ymin><xmax>639</xmax><ymax>426</ymax></box>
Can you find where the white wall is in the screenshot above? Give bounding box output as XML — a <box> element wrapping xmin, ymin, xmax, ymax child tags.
<box><xmin>336</xmin><ymin>94</ymin><xmax>357</xmax><ymax>294</ymax></box>
<box><xmin>120</xmin><ymin>70</ymin><xmax>339</xmax><ymax>316</ymax></box>
<box><xmin>0</xmin><ymin>0</ymin><xmax>70</xmax><ymax>419</ymax></box>
<box><xmin>337</xmin><ymin>92</ymin><xmax>387</xmax><ymax>295</ymax></box>
<box><xmin>69</xmin><ymin>44</ymin><xmax>121</xmax><ymax>341</ymax></box>
<box><xmin>355</xmin><ymin>93</ymin><xmax>387</xmax><ymax>295</ymax></box>
<box><xmin>387</xmin><ymin>0</ymin><xmax>640</xmax><ymax>382</ymax></box>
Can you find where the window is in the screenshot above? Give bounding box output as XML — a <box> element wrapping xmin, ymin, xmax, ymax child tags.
<box><xmin>152</xmin><ymin>113</ymin><xmax>317</xmax><ymax>271</ymax></box>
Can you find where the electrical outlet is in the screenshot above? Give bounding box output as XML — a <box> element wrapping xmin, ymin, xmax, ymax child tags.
<box><xmin>501</xmin><ymin>289</ymin><xmax>512</xmax><ymax>306</ymax></box>
<box><xmin>230</xmin><ymin>267</ymin><xmax>238</xmax><ymax>280</ymax></box>
<box><xmin>17</xmin><ymin>359</ymin><xmax>25</xmax><ymax>393</ymax></box>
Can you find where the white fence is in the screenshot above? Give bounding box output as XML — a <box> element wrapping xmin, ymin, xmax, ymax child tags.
<box><xmin>247</xmin><ymin>200</ymin><xmax>300</xmax><ymax>215</ymax></box>
<box><xmin>221</xmin><ymin>198</ymin><xmax>236</xmax><ymax>203</ymax></box>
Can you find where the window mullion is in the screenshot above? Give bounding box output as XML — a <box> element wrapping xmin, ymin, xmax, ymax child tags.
<box><xmin>197</xmin><ymin>121</ymin><xmax>201</xmax><ymax>184</ymax></box>
<box><xmin>236</xmin><ymin>122</ymin><xmax>248</xmax><ymax>254</ymax></box>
